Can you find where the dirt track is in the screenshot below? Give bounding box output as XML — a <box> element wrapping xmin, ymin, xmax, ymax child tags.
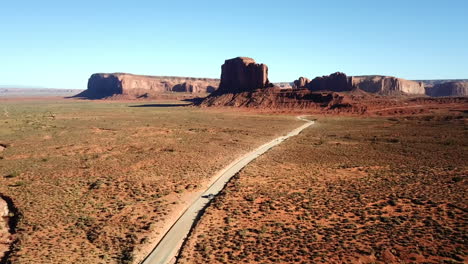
<box><xmin>141</xmin><ymin>117</ymin><xmax>315</xmax><ymax>264</ymax></box>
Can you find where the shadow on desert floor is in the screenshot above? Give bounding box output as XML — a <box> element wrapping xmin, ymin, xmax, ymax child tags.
<box><xmin>129</xmin><ymin>103</ymin><xmax>192</xmax><ymax>108</ymax></box>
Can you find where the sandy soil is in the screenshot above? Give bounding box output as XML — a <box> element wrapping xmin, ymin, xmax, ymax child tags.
<box><xmin>0</xmin><ymin>98</ymin><xmax>300</xmax><ymax>263</ymax></box>
<box><xmin>178</xmin><ymin>111</ymin><xmax>467</xmax><ymax>264</ymax></box>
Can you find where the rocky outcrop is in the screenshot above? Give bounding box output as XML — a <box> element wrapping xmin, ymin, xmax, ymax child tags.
<box><xmin>425</xmin><ymin>81</ymin><xmax>468</xmax><ymax>97</ymax></box>
<box><xmin>0</xmin><ymin>198</ymin><xmax>10</xmax><ymax>259</ymax></box>
<box><xmin>351</xmin><ymin>76</ymin><xmax>425</xmax><ymax>95</ymax></box>
<box><xmin>293</xmin><ymin>77</ymin><xmax>311</xmax><ymax>88</ymax></box>
<box><xmin>309</xmin><ymin>72</ymin><xmax>352</xmax><ymax>92</ymax></box>
<box><xmin>215</xmin><ymin>57</ymin><xmax>272</xmax><ymax>94</ymax></box>
<box><xmin>1</xmin><ymin>195</ymin><xmax>19</xmax><ymax>263</ymax></box>
<box><xmin>302</xmin><ymin>73</ymin><xmax>425</xmax><ymax>95</ymax></box>
<box><xmin>171</xmin><ymin>81</ymin><xmax>217</xmax><ymax>93</ymax></box>
<box><xmin>76</xmin><ymin>73</ymin><xmax>219</xmax><ymax>99</ymax></box>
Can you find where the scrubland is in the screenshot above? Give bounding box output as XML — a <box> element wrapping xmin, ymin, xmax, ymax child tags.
<box><xmin>179</xmin><ymin>113</ymin><xmax>467</xmax><ymax>264</ymax></box>
<box><xmin>0</xmin><ymin>99</ymin><xmax>299</xmax><ymax>263</ymax></box>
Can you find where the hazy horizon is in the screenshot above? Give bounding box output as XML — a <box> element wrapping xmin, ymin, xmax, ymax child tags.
<box><xmin>1</xmin><ymin>0</ymin><xmax>467</xmax><ymax>89</ymax></box>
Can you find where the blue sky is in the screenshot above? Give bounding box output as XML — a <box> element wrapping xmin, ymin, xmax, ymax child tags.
<box><xmin>1</xmin><ymin>0</ymin><xmax>467</xmax><ymax>89</ymax></box>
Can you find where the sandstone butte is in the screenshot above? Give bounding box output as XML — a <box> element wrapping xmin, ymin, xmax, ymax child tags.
<box><xmin>214</xmin><ymin>57</ymin><xmax>273</xmax><ymax>94</ymax></box>
<box><xmin>76</xmin><ymin>73</ymin><xmax>220</xmax><ymax>99</ymax></box>
<box><xmin>201</xmin><ymin>57</ymin><xmax>357</xmax><ymax>110</ymax></box>
<box><xmin>295</xmin><ymin>73</ymin><xmax>426</xmax><ymax>95</ymax></box>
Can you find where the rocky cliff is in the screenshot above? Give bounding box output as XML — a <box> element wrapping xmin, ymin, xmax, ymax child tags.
<box><xmin>425</xmin><ymin>81</ymin><xmax>468</xmax><ymax>97</ymax></box>
<box><xmin>215</xmin><ymin>57</ymin><xmax>272</xmax><ymax>94</ymax></box>
<box><xmin>295</xmin><ymin>73</ymin><xmax>425</xmax><ymax>95</ymax></box>
<box><xmin>309</xmin><ymin>72</ymin><xmax>352</xmax><ymax>92</ymax></box>
<box><xmin>351</xmin><ymin>75</ymin><xmax>425</xmax><ymax>95</ymax></box>
<box><xmin>77</xmin><ymin>73</ymin><xmax>219</xmax><ymax>99</ymax></box>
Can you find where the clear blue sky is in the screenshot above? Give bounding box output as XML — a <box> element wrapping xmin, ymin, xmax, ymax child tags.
<box><xmin>1</xmin><ymin>0</ymin><xmax>467</xmax><ymax>89</ymax></box>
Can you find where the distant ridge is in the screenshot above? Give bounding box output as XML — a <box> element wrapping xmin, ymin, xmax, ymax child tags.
<box><xmin>0</xmin><ymin>88</ymin><xmax>83</xmax><ymax>97</ymax></box>
<box><xmin>0</xmin><ymin>85</ymin><xmax>47</xmax><ymax>89</ymax></box>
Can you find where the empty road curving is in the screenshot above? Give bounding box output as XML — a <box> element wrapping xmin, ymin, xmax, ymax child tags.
<box><xmin>141</xmin><ymin>116</ymin><xmax>315</xmax><ymax>264</ymax></box>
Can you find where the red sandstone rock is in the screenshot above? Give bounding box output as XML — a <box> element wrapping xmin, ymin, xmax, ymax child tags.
<box><xmin>305</xmin><ymin>73</ymin><xmax>425</xmax><ymax>95</ymax></box>
<box><xmin>425</xmin><ymin>81</ymin><xmax>468</xmax><ymax>97</ymax></box>
<box><xmin>216</xmin><ymin>57</ymin><xmax>272</xmax><ymax>94</ymax></box>
<box><xmin>293</xmin><ymin>77</ymin><xmax>311</xmax><ymax>88</ymax></box>
<box><xmin>351</xmin><ymin>75</ymin><xmax>425</xmax><ymax>95</ymax></box>
<box><xmin>309</xmin><ymin>72</ymin><xmax>352</xmax><ymax>92</ymax></box>
<box><xmin>78</xmin><ymin>73</ymin><xmax>219</xmax><ymax>99</ymax></box>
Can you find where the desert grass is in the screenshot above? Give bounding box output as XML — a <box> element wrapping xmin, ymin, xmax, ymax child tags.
<box><xmin>0</xmin><ymin>99</ymin><xmax>300</xmax><ymax>263</ymax></box>
<box><xmin>178</xmin><ymin>113</ymin><xmax>467</xmax><ymax>264</ymax></box>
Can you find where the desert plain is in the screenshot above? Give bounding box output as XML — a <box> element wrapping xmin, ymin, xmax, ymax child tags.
<box><xmin>0</xmin><ymin>57</ymin><xmax>467</xmax><ymax>264</ymax></box>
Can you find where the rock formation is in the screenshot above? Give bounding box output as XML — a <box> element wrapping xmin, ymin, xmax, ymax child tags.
<box><xmin>293</xmin><ymin>77</ymin><xmax>311</xmax><ymax>88</ymax></box>
<box><xmin>300</xmin><ymin>73</ymin><xmax>425</xmax><ymax>95</ymax></box>
<box><xmin>351</xmin><ymin>75</ymin><xmax>425</xmax><ymax>95</ymax></box>
<box><xmin>0</xmin><ymin>195</ymin><xmax>17</xmax><ymax>262</ymax></box>
<box><xmin>0</xmin><ymin>198</ymin><xmax>9</xmax><ymax>259</ymax></box>
<box><xmin>215</xmin><ymin>57</ymin><xmax>272</xmax><ymax>94</ymax></box>
<box><xmin>200</xmin><ymin>86</ymin><xmax>362</xmax><ymax>111</ymax></box>
<box><xmin>309</xmin><ymin>72</ymin><xmax>352</xmax><ymax>92</ymax></box>
<box><xmin>425</xmin><ymin>81</ymin><xmax>468</xmax><ymax>97</ymax></box>
<box><xmin>76</xmin><ymin>73</ymin><xmax>219</xmax><ymax>99</ymax></box>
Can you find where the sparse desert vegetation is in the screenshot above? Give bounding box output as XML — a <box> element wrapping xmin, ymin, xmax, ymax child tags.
<box><xmin>2</xmin><ymin>1</ymin><xmax>468</xmax><ymax>263</ymax></box>
<box><xmin>178</xmin><ymin>113</ymin><xmax>467</xmax><ymax>264</ymax></box>
<box><xmin>0</xmin><ymin>98</ymin><xmax>300</xmax><ymax>263</ymax></box>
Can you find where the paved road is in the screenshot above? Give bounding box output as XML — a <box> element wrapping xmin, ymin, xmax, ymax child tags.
<box><xmin>141</xmin><ymin>116</ymin><xmax>315</xmax><ymax>264</ymax></box>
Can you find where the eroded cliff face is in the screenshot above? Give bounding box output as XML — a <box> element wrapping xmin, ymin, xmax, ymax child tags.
<box><xmin>309</xmin><ymin>72</ymin><xmax>352</xmax><ymax>92</ymax></box>
<box><xmin>297</xmin><ymin>73</ymin><xmax>425</xmax><ymax>95</ymax></box>
<box><xmin>425</xmin><ymin>81</ymin><xmax>468</xmax><ymax>97</ymax></box>
<box><xmin>351</xmin><ymin>76</ymin><xmax>425</xmax><ymax>95</ymax></box>
<box><xmin>216</xmin><ymin>57</ymin><xmax>272</xmax><ymax>94</ymax></box>
<box><xmin>78</xmin><ymin>73</ymin><xmax>219</xmax><ymax>99</ymax></box>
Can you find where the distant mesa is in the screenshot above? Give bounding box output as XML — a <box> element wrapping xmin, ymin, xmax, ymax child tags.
<box><xmin>74</xmin><ymin>59</ymin><xmax>466</xmax><ymax>101</ymax></box>
<box><xmin>425</xmin><ymin>81</ymin><xmax>468</xmax><ymax>97</ymax></box>
<box><xmin>309</xmin><ymin>72</ymin><xmax>353</xmax><ymax>92</ymax></box>
<box><xmin>274</xmin><ymin>82</ymin><xmax>293</xmax><ymax>89</ymax></box>
<box><xmin>294</xmin><ymin>73</ymin><xmax>425</xmax><ymax>95</ymax></box>
<box><xmin>293</xmin><ymin>77</ymin><xmax>311</xmax><ymax>89</ymax></box>
<box><xmin>75</xmin><ymin>73</ymin><xmax>219</xmax><ymax>99</ymax></box>
<box><xmin>351</xmin><ymin>75</ymin><xmax>425</xmax><ymax>95</ymax></box>
<box><xmin>199</xmin><ymin>56</ymin><xmax>467</xmax><ymax>112</ymax></box>
<box><xmin>214</xmin><ymin>57</ymin><xmax>273</xmax><ymax>95</ymax></box>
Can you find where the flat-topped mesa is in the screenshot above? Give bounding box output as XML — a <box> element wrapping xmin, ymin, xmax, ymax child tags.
<box><xmin>301</xmin><ymin>72</ymin><xmax>425</xmax><ymax>95</ymax></box>
<box><xmin>216</xmin><ymin>57</ymin><xmax>273</xmax><ymax>94</ymax></box>
<box><xmin>425</xmin><ymin>81</ymin><xmax>468</xmax><ymax>97</ymax></box>
<box><xmin>78</xmin><ymin>73</ymin><xmax>219</xmax><ymax>99</ymax></box>
<box><xmin>350</xmin><ymin>75</ymin><xmax>425</xmax><ymax>95</ymax></box>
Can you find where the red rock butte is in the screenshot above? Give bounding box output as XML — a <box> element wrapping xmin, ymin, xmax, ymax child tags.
<box><xmin>215</xmin><ymin>57</ymin><xmax>273</xmax><ymax>94</ymax></box>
